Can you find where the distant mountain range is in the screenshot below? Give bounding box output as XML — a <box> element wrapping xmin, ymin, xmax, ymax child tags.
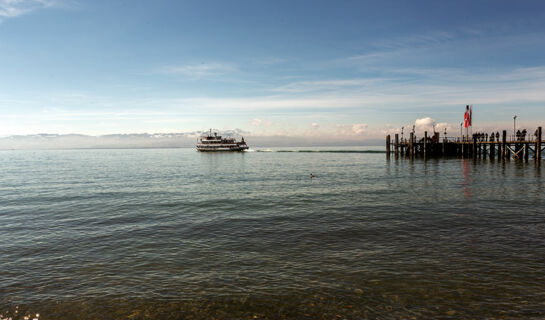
<box><xmin>0</xmin><ymin>132</ymin><xmax>208</xmax><ymax>149</ymax></box>
<box><xmin>0</xmin><ymin>130</ymin><xmax>380</xmax><ymax>149</ymax></box>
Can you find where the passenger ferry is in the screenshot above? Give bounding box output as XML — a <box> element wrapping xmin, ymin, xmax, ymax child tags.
<box><xmin>196</xmin><ymin>130</ymin><xmax>249</xmax><ymax>152</ymax></box>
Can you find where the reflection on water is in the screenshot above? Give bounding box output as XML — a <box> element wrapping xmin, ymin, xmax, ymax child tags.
<box><xmin>462</xmin><ymin>159</ymin><xmax>472</xmax><ymax>198</ymax></box>
<box><xmin>0</xmin><ymin>149</ymin><xmax>544</xmax><ymax>319</ymax></box>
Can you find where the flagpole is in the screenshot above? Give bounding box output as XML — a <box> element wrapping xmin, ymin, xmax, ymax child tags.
<box><xmin>470</xmin><ymin>105</ymin><xmax>473</xmax><ymax>138</ymax></box>
<box><xmin>464</xmin><ymin>105</ymin><xmax>469</xmax><ymax>142</ymax></box>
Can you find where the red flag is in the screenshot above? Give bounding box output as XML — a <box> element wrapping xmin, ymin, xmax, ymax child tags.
<box><xmin>469</xmin><ymin>105</ymin><xmax>472</xmax><ymax>126</ymax></box>
<box><xmin>464</xmin><ymin>105</ymin><xmax>469</xmax><ymax>128</ymax></box>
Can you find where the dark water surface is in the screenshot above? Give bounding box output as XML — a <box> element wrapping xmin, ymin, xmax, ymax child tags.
<box><xmin>1</xmin><ymin>148</ymin><xmax>544</xmax><ymax>319</ymax></box>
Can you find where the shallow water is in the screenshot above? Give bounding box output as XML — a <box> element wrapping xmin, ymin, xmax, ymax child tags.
<box><xmin>1</xmin><ymin>148</ymin><xmax>544</xmax><ymax>319</ymax></box>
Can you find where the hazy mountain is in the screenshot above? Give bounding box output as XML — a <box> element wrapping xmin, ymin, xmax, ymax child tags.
<box><xmin>0</xmin><ymin>130</ymin><xmax>380</xmax><ymax>150</ymax></box>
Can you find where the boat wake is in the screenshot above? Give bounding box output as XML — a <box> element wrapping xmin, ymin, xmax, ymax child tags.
<box><xmin>252</xmin><ymin>149</ymin><xmax>386</xmax><ymax>154</ymax></box>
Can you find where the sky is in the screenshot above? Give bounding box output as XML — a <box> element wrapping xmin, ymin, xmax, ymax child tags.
<box><xmin>1</xmin><ymin>0</ymin><xmax>545</xmax><ymax>143</ymax></box>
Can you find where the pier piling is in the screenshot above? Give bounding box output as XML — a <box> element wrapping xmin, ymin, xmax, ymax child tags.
<box><xmin>502</xmin><ymin>130</ymin><xmax>507</xmax><ymax>160</ymax></box>
<box><xmin>409</xmin><ymin>132</ymin><xmax>414</xmax><ymax>158</ymax></box>
<box><xmin>386</xmin><ymin>135</ymin><xmax>391</xmax><ymax>158</ymax></box>
<box><xmin>394</xmin><ymin>134</ymin><xmax>399</xmax><ymax>157</ymax></box>
<box><xmin>537</xmin><ymin>127</ymin><xmax>542</xmax><ymax>166</ymax></box>
<box><xmin>424</xmin><ymin>131</ymin><xmax>427</xmax><ymax>159</ymax></box>
<box><xmin>471</xmin><ymin>135</ymin><xmax>477</xmax><ymax>159</ymax></box>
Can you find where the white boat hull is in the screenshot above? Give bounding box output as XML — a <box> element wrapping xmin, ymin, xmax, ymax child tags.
<box><xmin>196</xmin><ymin>145</ymin><xmax>249</xmax><ymax>152</ymax></box>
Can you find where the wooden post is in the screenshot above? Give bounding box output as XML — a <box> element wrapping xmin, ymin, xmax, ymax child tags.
<box><xmin>394</xmin><ymin>134</ymin><xmax>399</xmax><ymax>157</ymax></box>
<box><xmin>490</xmin><ymin>141</ymin><xmax>495</xmax><ymax>160</ymax></box>
<box><xmin>483</xmin><ymin>141</ymin><xmax>487</xmax><ymax>159</ymax></box>
<box><xmin>502</xmin><ymin>130</ymin><xmax>507</xmax><ymax>160</ymax></box>
<box><xmin>434</xmin><ymin>132</ymin><xmax>439</xmax><ymax>156</ymax></box>
<box><xmin>386</xmin><ymin>135</ymin><xmax>391</xmax><ymax>158</ymax></box>
<box><xmin>472</xmin><ymin>135</ymin><xmax>477</xmax><ymax>159</ymax></box>
<box><xmin>537</xmin><ymin>127</ymin><xmax>542</xmax><ymax>165</ymax></box>
<box><xmin>409</xmin><ymin>132</ymin><xmax>414</xmax><ymax>158</ymax></box>
<box><xmin>424</xmin><ymin>131</ymin><xmax>428</xmax><ymax>159</ymax></box>
<box><xmin>524</xmin><ymin>142</ymin><xmax>529</xmax><ymax>162</ymax></box>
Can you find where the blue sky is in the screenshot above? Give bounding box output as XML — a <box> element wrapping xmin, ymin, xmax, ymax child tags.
<box><xmin>1</xmin><ymin>0</ymin><xmax>545</xmax><ymax>140</ymax></box>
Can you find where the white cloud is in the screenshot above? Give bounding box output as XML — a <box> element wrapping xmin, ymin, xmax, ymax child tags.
<box><xmin>434</xmin><ymin>122</ymin><xmax>453</xmax><ymax>135</ymax></box>
<box><xmin>333</xmin><ymin>123</ymin><xmax>369</xmax><ymax>136</ymax></box>
<box><xmin>251</xmin><ymin>118</ymin><xmax>272</xmax><ymax>127</ymax></box>
<box><xmin>328</xmin><ymin>123</ymin><xmax>413</xmax><ymax>141</ymax></box>
<box><xmin>406</xmin><ymin>118</ymin><xmax>458</xmax><ymax>137</ymax></box>
<box><xmin>0</xmin><ymin>0</ymin><xmax>55</xmax><ymax>19</ymax></box>
<box><xmin>415</xmin><ymin>117</ymin><xmax>436</xmax><ymax>132</ymax></box>
<box><xmin>351</xmin><ymin>123</ymin><xmax>368</xmax><ymax>134</ymax></box>
<box><xmin>311</xmin><ymin>122</ymin><xmax>319</xmax><ymax>129</ymax></box>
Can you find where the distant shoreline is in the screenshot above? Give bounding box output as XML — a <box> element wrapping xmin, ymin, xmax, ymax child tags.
<box><xmin>0</xmin><ymin>145</ymin><xmax>385</xmax><ymax>151</ymax></box>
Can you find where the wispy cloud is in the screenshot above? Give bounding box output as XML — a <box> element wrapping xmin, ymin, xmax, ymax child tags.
<box><xmin>272</xmin><ymin>78</ymin><xmax>390</xmax><ymax>93</ymax></box>
<box><xmin>160</xmin><ymin>62</ymin><xmax>236</xmax><ymax>79</ymax></box>
<box><xmin>0</xmin><ymin>0</ymin><xmax>55</xmax><ymax>20</ymax></box>
<box><xmin>10</xmin><ymin>66</ymin><xmax>545</xmax><ymax>111</ymax></box>
<box><xmin>340</xmin><ymin>31</ymin><xmax>460</xmax><ymax>68</ymax></box>
<box><xmin>265</xmin><ymin>66</ymin><xmax>545</xmax><ymax>109</ymax></box>
<box><xmin>3</xmin><ymin>61</ymin><xmax>545</xmax><ymax>137</ymax></box>
<box><xmin>341</xmin><ymin>27</ymin><xmax>545</xmax><ymax>75</ymax></box>
<box><xmin>4</xmin><ymin>65</ymin><xmax>545</xmax><ymax>126</ymax></box>
<box><xmin>371</xmin><ymin>31</ymin><xmax>456</xmax><ymax>51</ymax></box>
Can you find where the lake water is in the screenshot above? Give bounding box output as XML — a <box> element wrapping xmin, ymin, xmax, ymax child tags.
<box><xmin>1</xmin><ymin>148</ymin><xmax>544</xmax><ymax>319</ymax></box>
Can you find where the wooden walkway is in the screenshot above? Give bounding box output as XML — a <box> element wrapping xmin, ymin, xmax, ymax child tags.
<box><xmin>386</xmin><ymin>127</ymin><xmax>543</xmax><ymax>166</ymax></box>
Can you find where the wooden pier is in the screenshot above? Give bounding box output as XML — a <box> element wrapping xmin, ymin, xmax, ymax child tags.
<box><xmin>386</xmin><ymin>126</ymin><xmax>544</xmax><ymax>166</ymax></box>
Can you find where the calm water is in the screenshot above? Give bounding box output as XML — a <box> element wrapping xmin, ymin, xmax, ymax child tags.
<box><xmin>1</xmin><ymin>148</ymin><xmax>544</xmax><ymax>319</ymax></box>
